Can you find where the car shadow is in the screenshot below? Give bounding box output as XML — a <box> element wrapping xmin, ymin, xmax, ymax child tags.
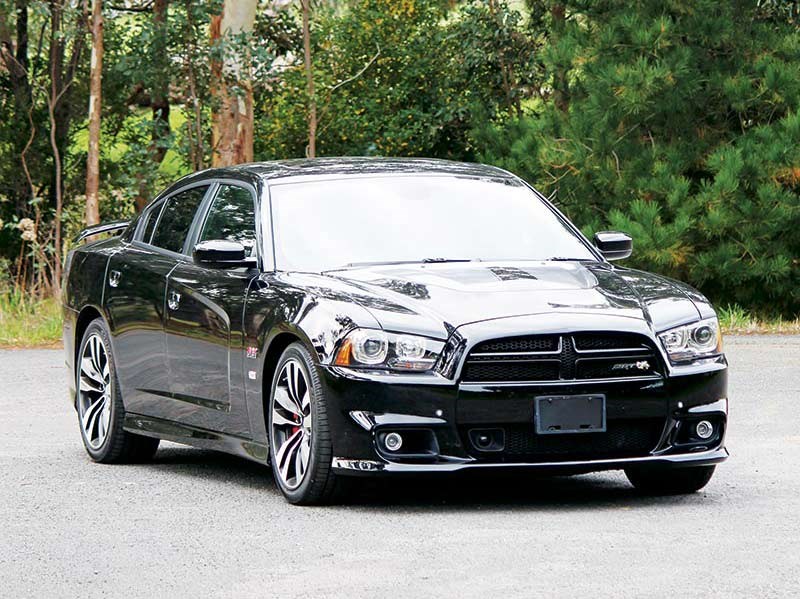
<box><xmin>150</xmin><ymin>445</ymin><xmax>275</xmax><ymax>491</ymax></box>
<box><xmin>148</xmin><ymin>444</ymin><xmax>713</xmax><ymax>511</ymax></box>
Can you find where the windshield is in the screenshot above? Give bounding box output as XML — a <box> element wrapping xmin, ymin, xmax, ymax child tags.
<box><xmin>269</xmin><ymin>175</ymin><xmax>596</xmax><ymax>272</ymax></box>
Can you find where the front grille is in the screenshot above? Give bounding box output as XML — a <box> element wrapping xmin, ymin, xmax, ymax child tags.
<box><xmin>462</xmin><ymin>360</ymin><xmax>560</xmax><ymax>382</ymax></box>
<box><xmin>462</xmin><ymin>418</ymin><xmax>664</xmax><ymax>462</ymax></box>
<box><xmin>461</xmin><ymin>332</ymin><xmax>660</xmax><ymax>383</ymax></box>
<box><xmin>471</xmin><ymin>335</ymin><xmax>560</xmax><ymax>354</ymax></box>
<box><xmin>573</xmin><ymin>332</ymin><xmax>650</xmax><ymax>351</ymax></box>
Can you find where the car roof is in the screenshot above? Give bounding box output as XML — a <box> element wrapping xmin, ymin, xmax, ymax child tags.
<box><xmin>170</xmin><ymin>157</ymin><xmax>515</xmax><ymax>188</ymax></box>
<box><xmin>247</xmin><ymin>157</ymin><xmax>513</xmax><ymax>181</ymax></box>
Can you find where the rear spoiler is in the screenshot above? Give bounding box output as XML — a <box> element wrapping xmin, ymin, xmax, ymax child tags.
<box><xmin>75</xmin><ymin>220</ymin><xmax>130</xmax><ymax>243</ymax></box>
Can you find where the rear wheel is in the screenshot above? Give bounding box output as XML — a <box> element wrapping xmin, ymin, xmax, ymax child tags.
<box><xmin>625</xmin><ymin>465</ymin><xmax>716</xmax><ymax>495</ymax></box>
<box><xmin>268</xmin><ymin>342</ymin><xmax>343</xmax><ymax>505</ymax></box>
<box><xmin>76</xmin><ymin>319</ymin><xmax>160</xmax><ymax>463</ymax></box>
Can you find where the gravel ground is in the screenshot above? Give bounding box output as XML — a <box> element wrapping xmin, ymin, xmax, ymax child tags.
<box><xmin>1</xmin><ymin>336</ymin><xmax>798</xmax><ymax>598</ymax></box>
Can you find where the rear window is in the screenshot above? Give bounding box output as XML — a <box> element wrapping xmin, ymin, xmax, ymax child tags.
<box><xmin>140</xmin><ymin>200</ymin><xmax>164</xmax><ymax>243</ymax></box>
<box><xmin>151</xmin><ymin>186</ymin><xmax>208</xmax><ymax>253</ymax></box>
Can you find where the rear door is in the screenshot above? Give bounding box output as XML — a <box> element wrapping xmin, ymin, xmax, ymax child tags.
<box><xmin>164</xmin><ymin>181</ymin><xmax>260</xmax><ymax>435</ymax></box>
<box><xmin>105</xmin><ymin>183</ymin><xmax>210</xmax><ymax>418</ymax></box>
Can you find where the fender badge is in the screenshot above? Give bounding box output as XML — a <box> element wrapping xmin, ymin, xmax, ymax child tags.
<box><xmin>248</xmin><ymin>370</ymin><xmax>257</xmax><ymax>380</ymax></box>
<box><xmin>246</xmin><ymin>346</ymin><xmax>258</xmax><ymax>359</ymax></box>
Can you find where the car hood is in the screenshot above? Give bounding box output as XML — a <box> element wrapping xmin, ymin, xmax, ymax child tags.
<box><xmin>318</xmin><ymin>261</ymin><xmax>711</xmax><ymax>340</ymax></box>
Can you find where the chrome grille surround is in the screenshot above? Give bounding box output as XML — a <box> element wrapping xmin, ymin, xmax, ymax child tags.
<box><xmin>460</xmin><ymin>332</ymin><xmax>662</xmax><ymax>384</ymax></box>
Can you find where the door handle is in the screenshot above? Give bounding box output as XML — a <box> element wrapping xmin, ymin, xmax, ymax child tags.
<box><xmin>168</xmin><ymin>290</ymin><xmax>181</xmax><ymax>311</ymax></box>
<box><xmin>108</xmin><ymin>270</ymin><xmax>121</xmax><ymax>288</ymax></box>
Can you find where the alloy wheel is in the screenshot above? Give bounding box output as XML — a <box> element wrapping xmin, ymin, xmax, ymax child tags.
<box><xmin>78</xmin><ymin>333</ymin><xmax>112</xmax><ymax>450</ymax></box>
<box><xmin>271</xmin><ymin>358</ymin><xmax>313</xmax><ymax>490</ymax></box>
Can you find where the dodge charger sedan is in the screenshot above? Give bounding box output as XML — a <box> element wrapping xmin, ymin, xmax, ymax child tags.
<box><xmin>63</xmin><ymin>158</ymin><xmax>728</xmax><ymax>504</ymax></box>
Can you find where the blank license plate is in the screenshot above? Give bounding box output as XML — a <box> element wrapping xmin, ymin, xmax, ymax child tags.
<box><xmin>535</xmin><ymin>394</ymin><xmax>606</xmax><ymax>435</ymax></box>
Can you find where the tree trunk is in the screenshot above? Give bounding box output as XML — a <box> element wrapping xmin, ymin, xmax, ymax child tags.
<box><xmin>184</xmin><ymin>0</ymin><xmax>205</xmax><ymax>171</ymax></box>
<box><xmin>47</xmin><ymin>82</ymin><xmax>63</xmax><ymax>293</ymax></box>
<box><xmin>550</xmin><ymin>3</ymin><xmax>569</xmax><ymax>113</ymax></box>
<box><xmin>488</xmin><ymin>0</ymin><xmax>518</xmax><ymax>117</ymax></box>
<box><xmin>150</xmin><ymin>0</ymin><xmax>170</xmax><ymax>164</ymax></box>
<box><xmin>209</xmin><ymin>0</ymin><xmax>257</xmax><ymax>167</ymax></box>
<box><xmin>85</xmin><ymin>0</ymin><xmax>103</xmax><ymax>226</ymax></box>
<box><xmin>0</xmin><ymin>1</ymin><xmax>33</xmax><ymax>211</ymax></box>
<box><xmin>134</xmin><ymin>0</ymin><xmax>170</xmax><ymax>213</ymax></box>
<box><xmin>301</xmin><ymin>0</ymin><xmax>316</xmax><ymax>158</ymax></box>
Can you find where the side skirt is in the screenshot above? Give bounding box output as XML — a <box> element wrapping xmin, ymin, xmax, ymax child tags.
<box><xmin>124</xmin><ymin>413</ymin><xmax>269</xmax><ymax>465</ymax></box>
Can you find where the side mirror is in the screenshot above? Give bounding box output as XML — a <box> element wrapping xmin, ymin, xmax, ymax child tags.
<box><xmin>593</xmin><ymin>231</ymin><xmax>632</xmax><ymax>261</ymax></box>
<box><xmin>193</xmin><ymin>240</ymin><xmax>253</xmax><ymax>268</ymax></box>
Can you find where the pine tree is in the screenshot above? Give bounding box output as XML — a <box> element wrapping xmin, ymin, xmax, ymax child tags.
<box><xmin>479</xmin><ymin>0</ymin><xmax>800</xmax><ymax>315</ymax></box>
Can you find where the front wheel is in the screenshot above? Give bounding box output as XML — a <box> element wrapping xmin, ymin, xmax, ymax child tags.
<box><xmin>76</xmin><ymin>318</ymin><xmax>160</xmax><ymax>463</ymax></box>
<box><xmin>625</xmin><ymin>465</ymin><xmax>716</xmax><ymax>495</ymax></box>
<box><xmin>268</xmin><ymin>342</ymin><xmax>343</xmax><ymax>505</ymax></box>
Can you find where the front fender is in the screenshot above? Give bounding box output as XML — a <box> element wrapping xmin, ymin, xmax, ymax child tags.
<box><xmin>242</xmin><ymin>274</ymin><xmax>382</xmax><ymax>445</ymax></box>
<box><xmin>246</xmin><ymin>273</ymin><xmax>382</xmax><ymax>364</ymax></box>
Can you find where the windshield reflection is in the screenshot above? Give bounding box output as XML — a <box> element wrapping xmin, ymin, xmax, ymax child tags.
<box><xmin>270</xmin><ymin>175</ymin><xmax>596</xmax><ymax>272</ymax></box>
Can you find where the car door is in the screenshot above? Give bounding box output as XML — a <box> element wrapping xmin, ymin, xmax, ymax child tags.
<box><xmin>163</xmin><ymin>181</ymin><xmax>261</xmax><ymax>436</ymax></box>
<box><xmin>105</xmin><ymin>183</ymin><xmax>210</xmax><ymax>418</ymax></box>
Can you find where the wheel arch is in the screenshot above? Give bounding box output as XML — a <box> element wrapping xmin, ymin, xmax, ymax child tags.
<box><xmin>70</xmin><ymin>304</ymin><xmax>114</xmax><ymax>410</ymax></box>
<box><xmin>74</xmin><ymin>305</ymin><xmax>111</xmax><ymax>364</ymax></box>
<box><xmin>261</xmin><ymin>332</ymin><xmax>303</xmax><ymax>393</ymax></box>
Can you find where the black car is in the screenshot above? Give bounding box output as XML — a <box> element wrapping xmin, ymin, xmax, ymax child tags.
<box><xmin>63</xmin><ymin>158</ymin><xmax>728</xmax><ymax>504</ymax></box>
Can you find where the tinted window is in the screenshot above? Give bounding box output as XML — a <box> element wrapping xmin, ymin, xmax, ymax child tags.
<box><xmin>270</xmin><ymin>176</ymin><xmax>595</xmax><ymax>272</ymax></box>
<box><xmin>140</xmin><ymin>200</ymin><xmax>164</xmax><ymax>243</ymax></box>
<box><xmin>151</xmin><ymin>186</ymin><xmax>208</xmax><ymax>253</ymax></box>
<box><xmin>199</xmin><ymin>184</ymin><xmax>257</xmax><ymax>256</ymax></box>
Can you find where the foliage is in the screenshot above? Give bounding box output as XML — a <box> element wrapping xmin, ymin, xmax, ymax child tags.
<box><xmin>475</xmin><ymin>0</ymin><xmax>800</xmax><ymax>315</ymax></box>
<box><xmin>0</xmin><ymin>0</ymin><xmax>798</xmax><ymax>317</ymax></box>
<box><xmin>256</xmin><ymin>0</ymin><xmax>535</xmax><ymax>159</ymax></box>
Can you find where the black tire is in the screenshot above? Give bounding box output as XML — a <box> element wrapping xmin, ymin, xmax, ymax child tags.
<box><xmin>76</xmin><ymin>318</ymin><xmax>160</xmax><ymax>464</ymax></box>
<box><xmin>625</xmin><ymin>465</ymin><xmax>716</xmax><ymax>495</ymax></box>
<box><xmin>268</xmin><ymin>342</ymin><xmax>344</xmax><ymax>505</ymax></box>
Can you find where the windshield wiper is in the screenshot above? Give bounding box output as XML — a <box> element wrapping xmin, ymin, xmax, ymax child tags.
<box><xmin>325</xmin><ymin>258</ymin><xmax>477</xmax><ymax>271</ymax></box>
<box><xmin>546</xmin><ymin>257</ymin><xmax>596</xmax><ymax>262</ymax></box>
<box><xmin>420</xmin><ymin>257</ymin><xmax>474</xmax><ymax>263</ymax></box>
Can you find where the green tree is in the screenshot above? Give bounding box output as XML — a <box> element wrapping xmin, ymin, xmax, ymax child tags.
<box><xmin>478</xmin><ymin>0</ymin><xmax>800</xmax><ymax>315</ymax></box>
<box><xmin>255</xmin><ymin>0</ymin><xmax>536</xmax><ymax>160</ymax></box>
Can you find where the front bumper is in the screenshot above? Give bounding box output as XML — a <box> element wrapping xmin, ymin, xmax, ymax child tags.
<box><xmin>320</xmin><ymin>363</ymin><xmax>728</xmax><ymax>476</ymax></box>
<box><xmin>332</xmin><ymin>446</ymin><xmax>729</xmax><ymax>474</ymax></box>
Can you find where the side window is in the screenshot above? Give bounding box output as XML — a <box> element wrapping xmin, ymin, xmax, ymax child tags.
<box><xmin>198</xmin><ymin>184</ymin><xmax>257</xmax><ymax>256</ymax></box>
<box><xmin>140</xmin><ymin>200</ymin><xmax>164</xmax><ymax>243</ymax></box>
<box><xmin>151</xmin><ymin>186</ymin><xmax>208</xmax><ymax>253</ymax></box>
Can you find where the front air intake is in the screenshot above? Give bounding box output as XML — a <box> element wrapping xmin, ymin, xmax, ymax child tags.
<box><xmin>461</xmin><ymin>333</ymin><xmax>662</xmax><ymax>383</ymax></box>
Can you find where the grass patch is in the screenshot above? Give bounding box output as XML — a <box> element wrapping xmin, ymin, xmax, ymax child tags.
<box><xmin>717</xmin><ymin>304</ymin><xmax>800</xmax><ymax>335</ymax></box>
<box><xmin>0</xmin><ymin>292</ymin><xmax>62</xmax><ymax>348</ymax></box>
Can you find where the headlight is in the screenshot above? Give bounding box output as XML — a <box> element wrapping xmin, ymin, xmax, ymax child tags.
<box><xmin>658</xmin><ymin>318</ymin><xmax>723</xmax><ymax>363</ymax></box>
<box><xmin>334</xmin><ymin>329</ymin><xmax>444</xmax><ymax>372</ymax></box>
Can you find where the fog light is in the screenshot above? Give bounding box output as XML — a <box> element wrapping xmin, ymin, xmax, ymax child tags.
<box><xmin>695</xmin><ymin>420</ymin><xmax>714</xmax><ymax>440</ymax></box>
<box><xmin>475</xmin><ymin>434</ymin><xmax>492</xmax><ymax>449</ymax></box>
<box><xmin>384</xmin><ymin>432</ymin><xmax>403</xmax><ymax>452</ymax></box>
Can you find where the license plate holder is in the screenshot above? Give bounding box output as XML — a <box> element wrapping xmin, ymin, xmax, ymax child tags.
<box><xmin>535</xmin><ymin>394</ymin><xmax>606</xmax><ymax>435</ymax></box>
